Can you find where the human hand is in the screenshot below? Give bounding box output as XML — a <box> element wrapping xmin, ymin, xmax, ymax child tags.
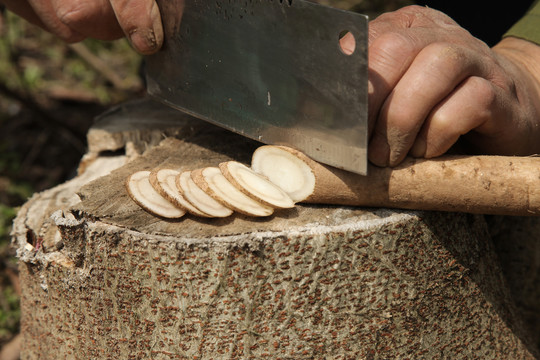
<box><xmin>0</xmin><ymin>0</ymin><xmax>163</xmax><ymax>55</ymax></box>
<box><xmin>362</xmin><ymin>5</ymin><xmax>540</xmax><ymax>166</ymax></box>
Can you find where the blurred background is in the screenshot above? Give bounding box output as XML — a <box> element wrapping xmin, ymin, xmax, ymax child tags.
<box><xmin>0</xmin><ymin>8</ymin><xmax>145</xmax><ymax>358</ymax></box>
<box><xmin>0</xmin><ymin>0</ymin><xmax>531</xmax><ymax>357</ymax></box>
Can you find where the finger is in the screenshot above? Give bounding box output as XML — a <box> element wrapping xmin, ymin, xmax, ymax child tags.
<box><xmin>26</xmin><ymin>0</ymin><xmax>85</xmax><ymax>42</ymax></box>
<box><xmin>367</xmin><ymin>6</ymin><xmax>460</xmax><ymax>136</ymax></box>
<box><xmin>368</xmin><ymin>5</ymin><xmax>457</xmax><ymax>44</ymax></box>
<box><xmin>1</xmin><ymin>0</ymin><xmax>47</xmax><ymax>29</ymax></box>
<box><xmin>50</xmin><ymin>0</ymin><xmax>123</xmax><ymax>41</ymax></box>
<box><xmin>370</xmin><ymin>42</ymin><xmax>493</xmax><ymax>166</ymax></box>
<box><xmin>339</xmin><ymin>31</ymin><xmax>355</xmax><ymax>55</ymax></box>
<box><xmin>109</xmin><ymin>0</ymin><xmax>163</xmax><ymax>55</ymax></box>
<box><xmin>367</xmin><ymin>28</ymin><xmax>458</xmax><ymax>165</ymax></box>
<box><xmin>367</xmin><ymin>30</ymin><xmax>424</xmax><ymax>166</ymax></box>
<box><xmin>368</xmin><ymin>29</ymin><xmax>427</xmax><ymax>138</ymax></box>
<box><xmin>409</xmin><ymin>76</ymin><xmax>496</xmax><ymax>158</ymax></box>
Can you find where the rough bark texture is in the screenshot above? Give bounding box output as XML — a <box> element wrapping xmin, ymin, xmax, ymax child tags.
<box><xmin>296</xmin><ymin>147</ymin><xmax>540</xmax><ymax>216</ymax></box>
<box><xmin>12</xmin><ymin>99</ymin><xmax>539</xmax><ymax>359</ymax></box>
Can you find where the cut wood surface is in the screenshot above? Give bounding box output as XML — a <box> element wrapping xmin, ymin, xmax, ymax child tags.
<box><xmin>74</xmin><ymin>136</ymin><xmax>344</xmax><ymax>237</ymax></box>
<box><xmin>12</xmin><ymin>100</ymin><xmax>540</xmax><ymax>359</ymax></box>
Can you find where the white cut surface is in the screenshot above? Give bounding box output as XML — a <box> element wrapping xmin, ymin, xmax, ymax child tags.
<box><xmin>152</xmin><ymin>169</ymin><xmax>209</xmax><ymax>217</ymax></box>
<box><xmin>251</xmin><ymin>146</ymin><xmax>315</xmax><ymax>202</ymax></box>
<box><xmin>220</xmin><ymin>161</ymin><xmax>295</xmax><ymax>209</ymax></box>
<box><xmin>177</xmin><ymin>171</ymin><xmax>233</xmax><ymax>218</ymax></box>
<box><xmin>126</xmin><ymin>171</ymin><xmax>186</xmax><ymax>218</ymax></box>
<box><xmin>201</xmin><ymin>167</ymin><xmax>274</xmax><ymax>217</ymax></box>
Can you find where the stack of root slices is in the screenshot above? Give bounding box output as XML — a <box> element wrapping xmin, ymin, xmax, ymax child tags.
<box><xmin>126</xmin><ymin>145</ymin><xmax>316</xmax><ymax>219</ymax></box>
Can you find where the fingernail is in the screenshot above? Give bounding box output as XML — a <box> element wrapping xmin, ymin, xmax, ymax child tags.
<box><xmin>129</xmin><ymin>28</ymin><xmax>158</xmax><ymax>55</ymax></box>
<box><xmin>389</xmin><ymin>150</ymin><xmax>403</xmax><ymax>167</ymax></box>
<box><xmin>129</xmin><ymin>3</ymin><xmax>163</xmax><ymax>55</ymax></box>
<box><xmin>150</xmin><ymin>1</ymin><xmax>163</xmax><ymax>46</ymax></box>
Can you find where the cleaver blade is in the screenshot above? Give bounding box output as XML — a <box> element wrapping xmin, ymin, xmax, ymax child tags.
<box><xmin>145</xmin><ymin>0</ymin><xmax>368</xmax><ymax>174</ymax></box>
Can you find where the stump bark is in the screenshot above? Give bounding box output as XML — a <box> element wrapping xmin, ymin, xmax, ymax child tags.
<box><xmin>12</xmin><ymin>99</ymin><xmax>539</xmax><ymax>359</ymax></box>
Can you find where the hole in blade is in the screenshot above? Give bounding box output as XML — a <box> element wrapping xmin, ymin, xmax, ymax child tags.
<box><xmin>338</xmin><ymin>30</ymin><xmax>355</xmax><ymax>55</ymax></box>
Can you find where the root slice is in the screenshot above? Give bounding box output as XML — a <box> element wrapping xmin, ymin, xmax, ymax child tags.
<box><xmin>176</xmin><ymin>171</ymin><xmax>234</xmax><ymax>218</ymax></box>
<box><xmin>149</xmin><ymin>169</ymin><xmax>210</xmax><ymax>217</ymax></box>
<box><xmin>125</xmin><ymin>171</ymin><xmax>186</xmax><ymax>219</ymax></box>
<box><xmin>251</xmin><ymin>145</ymin><xmax>316</xmax><ymax>202</ymax></box>
<box><xmin>192</xmin><ymin>167</ymin><xmax>274</xmax><ymax>217</ymax></box>
<box><xmin>219</xmin><ymin>161</ymin><xmax>295</xmax><ymax>209</ymax></box>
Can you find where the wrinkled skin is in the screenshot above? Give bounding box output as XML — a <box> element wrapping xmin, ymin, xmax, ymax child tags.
<box><xmin>361</xmin><ymin>5</ymin><xmax>540</xmax><ymax>166</ymax></box>
<box><xmin>0</xmin><ymin>0</ymin><xmax>164</xmax><ymax>55</ymax></box>
<box><xmin>2</xmin><ymin>2</ymin><xmax>540</xmax><ymax>166</ymax></box>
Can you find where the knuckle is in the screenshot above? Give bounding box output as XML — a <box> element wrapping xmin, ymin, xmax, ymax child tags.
<box><xmin>453</xmin><ymin>76</ymin><xmax>498</xmax><ymax>124</ymax></box>
<box><xmin>422</xmin><ymin>42</ymin><xmax>466</xmax><ymax>69</ymax></box>
<box><xmin>469</xmin><ymin>76</ymin><xmax>496</xmax><ymax>102</ymax></box>
<box><xmin>369</xmin><ymin>31</ymin><xmax>416</xmax><ymax>71</ymax></box>
<box><xmin>430</xmin><ymin>104</ymin><xmax>471</xmax><ymax>137</ymax></box>
<box><xmin>429</xmin><ymin>111</ymin><xmax>454</xmax><ymax>135</ymax></box>
<box><xmin>52</xmin><ymin>1</ymin><xmax>95</xmax><ymax>42</ymax></box>
<box><xmin>467</xmin><ymin>77</ymin><xmax>497</xmax><ymax>121</ymax></box>
<box><xmin>416</xmin><ymin>42</ymin><xmax>479</xmax><ymax>85</ymax></box>
<box><xmin>55</xmin><ymin>2</ymin><xmax>88</xmax><ymax>28</ymax></box>
<box><xmin>372</xmin><ymin>31</ymin><xmax>412</xmax><ymax>54</ymax></box>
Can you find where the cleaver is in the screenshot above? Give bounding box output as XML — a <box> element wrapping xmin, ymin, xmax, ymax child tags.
<box><xmin>145</xmin><ymin>0</ymin><xmax>368</xmax><ymax>174</ymax></box>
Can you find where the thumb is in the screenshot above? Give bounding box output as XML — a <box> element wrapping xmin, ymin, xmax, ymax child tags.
<box><xmin>109</xmin><ymin>0</ymin><xmax>163</xmax><ymax>55</ymax></box>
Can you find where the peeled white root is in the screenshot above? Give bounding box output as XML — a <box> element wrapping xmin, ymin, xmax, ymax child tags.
<box><xmin>176</xmin><ymin>171</ymin><xmax>234</xmax><ymax>218</ymax></box>
<box><xmin>126</xmin><ymin>146</ymin><xmax>309</xmax><ymax>219</ymax></box>
<box><xmin>192</xmin><ymin>167</ymin><xmax>274</xmax><ymax>217</ymax></box>
<box><xmin>219</xmin><ymin>161</ymin><xmax>295</xmax><ymax>209</ymax></box>
<box><xmin>125</xmin><ymin>171</ymin><xmax>186</xmax><ymax>218</ymax></box>
<box><xmin>149</xmin><ymin>169</ymin><xmax>210</xmax><ymax>217</ymax></box>
<box><xmin>127</xmin><ymin>145</ymin><xmax>540</xmax><ymax>218</ymax></box>
<box><xmin>251</xmin><ymin>145</ymin><xmax>315</xmax><ymax>202</ymax></box>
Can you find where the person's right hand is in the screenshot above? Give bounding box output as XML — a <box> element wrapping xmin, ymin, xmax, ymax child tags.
<box><xmin>0</xmin><ymin>0</ymin><xmax>163</xmax><ymax>55</ymax></box>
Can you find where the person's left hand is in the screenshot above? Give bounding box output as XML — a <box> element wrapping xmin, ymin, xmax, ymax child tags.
<box><xmin>341</xmin><ymin>6</ymin><xmax>540</xmax><ymax>167</ymax></box>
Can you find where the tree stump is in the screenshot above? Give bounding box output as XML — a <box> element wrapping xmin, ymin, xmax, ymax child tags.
<box><xmin>12</xmin><ymin>99</ymin><xmax>539</xmax><ymax>359</ymax></box>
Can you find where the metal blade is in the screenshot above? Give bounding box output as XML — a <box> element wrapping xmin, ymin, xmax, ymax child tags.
<box><xmin>146</xmin><ymin>0</ymin><xmax>368</xmax><ymax>174</ymax></box>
